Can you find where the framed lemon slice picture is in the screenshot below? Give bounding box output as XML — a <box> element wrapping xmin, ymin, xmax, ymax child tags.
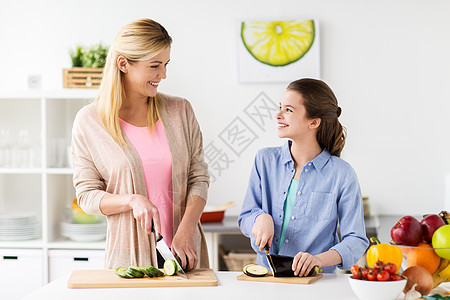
<box><xmin>237</xmin><ymin>19</ymin><xmax>320</xmax><ymax>83</ymax></box>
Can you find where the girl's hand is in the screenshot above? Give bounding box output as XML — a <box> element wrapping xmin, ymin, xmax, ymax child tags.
<box><xmin>171</xmin><ymin>225</ymin><xmax>197</xmax><ymax>271</ymax></box>
<box><xmin>129</xmin><ymin>195</ymin><xmax>161</xmax><ymax>235</ymax></box>
<box><xmin>252</xmin><ymin>213</ymin><xmax>274</xmax><ymax>252</ymax></box>
<box><xmin>292</xmin><ymin>252</ymin><xmax>322</xmax><ymax>277</ymax></box>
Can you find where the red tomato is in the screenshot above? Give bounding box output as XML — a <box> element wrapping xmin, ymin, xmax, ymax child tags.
<box><xmin>377</xmin><ymin>270</ymin><xmax>390</xmax><ymax>281</ymax></box>
<box><xmin>374</xmin><ymin>260</ymin><xmax>385</xmax><ymax>269</ymax></box>
<box><xmin>361</xmin><ymin>268</ymin><xmax>369</xmax><ymax>279</ymax></box>
<box><xmin>350</xmin><ymin>265</ymin><xmax>362</xmax><ymax>279</ymax></box>
<box><xmin>367</xmin><ymin>269</ymin><xmax>377</xmax><ymax>281</ymax></box>
<box><xmin>384</xmin><ymin>263</ymin><xmax>397</xmax><ymax>274</ymax></box>
<box><xmin>350</xmin><ymin>265</ymin><xmax>360</xmax><ymax>276</ymax></box>
<box><xmin>390</xmin><ymin>274</ymin><xmax>403</xmax><ymax>281</ymax></box>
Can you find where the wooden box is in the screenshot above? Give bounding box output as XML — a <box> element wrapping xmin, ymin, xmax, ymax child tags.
<box><xmin>63</xmin><ymin>68</ymin><xmax>103</xmax><ymax>89</ymax></box>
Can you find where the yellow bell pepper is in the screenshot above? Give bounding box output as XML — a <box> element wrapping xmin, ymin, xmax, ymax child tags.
<box><xmin>366</xmin><ymin>237</ymin><xmax>403</xmax><ymax>270</ymax></box>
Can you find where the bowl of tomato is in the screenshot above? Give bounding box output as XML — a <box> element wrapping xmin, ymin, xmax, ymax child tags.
<box><xmin>348</xmin><ymin>263</ymin><xmax>406</xmax><ymax>300</ymax></box>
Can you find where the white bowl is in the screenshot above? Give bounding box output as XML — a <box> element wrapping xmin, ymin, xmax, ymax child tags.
<box><xmin>348</xmin><ymin>276</ymin><xmax>407</xmax><ymax>300</ymax></box>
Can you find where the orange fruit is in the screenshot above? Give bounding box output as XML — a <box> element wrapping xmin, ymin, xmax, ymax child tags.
<box><xmin>400</xmin><ymin>246</ymin><xmax>410</xmax><ymax>255</ymax></box>
<box><xmin>406</xmin><ymin>242</ymin><xmax>441</xmax><ymax>274</ymax></box>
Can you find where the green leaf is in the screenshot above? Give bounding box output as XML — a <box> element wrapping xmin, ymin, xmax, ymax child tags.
<box><xmin>68</xmin><ymin>43</ymin><xmax>109</xmax><ymax>68</ymax></box>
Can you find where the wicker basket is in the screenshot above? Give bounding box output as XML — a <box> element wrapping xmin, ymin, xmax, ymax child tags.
<box><xmin>63</xmin><ymin>68</ymin><xmax>103</xmax><ymax>89</ymax></box>
<box><xmin>219</xmin><ymin>244</ymin><xmax>256</xmax><ymax>271</ymax></box>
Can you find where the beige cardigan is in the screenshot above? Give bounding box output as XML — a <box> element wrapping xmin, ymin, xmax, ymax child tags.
<box><xmin>71</xmin><ymin>93</ymin><xmax>210</xmax><ymax>269</ymax></box>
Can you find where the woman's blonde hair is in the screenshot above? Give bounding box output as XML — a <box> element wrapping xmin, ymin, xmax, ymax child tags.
<box><xmin>96</xmin><ymin>18</ymin><xmax>172</xmax><ymax>145</ymax></box>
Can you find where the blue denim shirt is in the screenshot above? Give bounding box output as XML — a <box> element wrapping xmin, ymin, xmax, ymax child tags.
<box><xmin>238</xmin><ymin>141</ymin><xmax>369</xmax><ymax>273</ymax></box>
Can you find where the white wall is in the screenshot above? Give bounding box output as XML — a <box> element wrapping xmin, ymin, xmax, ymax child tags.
<box><xmin>1</xmin><ymin>0</ymin><xmax>450</xmax><ymax>216</ymax></box>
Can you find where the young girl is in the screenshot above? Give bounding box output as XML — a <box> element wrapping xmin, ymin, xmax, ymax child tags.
<box><xmin>238</xmin><ymin>78</ymin><xmax>369</xmax><ymax>276</ymax></box>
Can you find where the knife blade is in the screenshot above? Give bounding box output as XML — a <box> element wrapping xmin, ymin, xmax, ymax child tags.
<box><xmin>151</xmin><ymin>226</ymin><xmax>188</xmax><ymax>279</ymax></box>
<box><xmin>264</xmin><ymin>244</ymin><xmax>275</xmax><ymax>276</ymax></box>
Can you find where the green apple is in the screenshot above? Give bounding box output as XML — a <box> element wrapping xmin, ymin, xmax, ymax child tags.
<box><xmin>432</xmin><ymin>224</ymin><xmax>450</xmax><ymax>259</ymax></box>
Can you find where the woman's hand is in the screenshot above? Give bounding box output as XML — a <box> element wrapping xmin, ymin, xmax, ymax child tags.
<box><xmin>252</xmin><ymin>213</ymin><xmax>274</xmax><ymax>252</ymax></box>
<box><xmin>129</xmin><ymin>194</ymin><xmax>161</xmax><ymax>235</ymax></box>
<box><xmin>292</xmin><ymin>252</ymin><xmax>322</xmax><ymax>277</ymax></box>
<box><xmin>171</xmin><ymin>224</ymin><xmax>197</xmax><ymax>271</ymax></box>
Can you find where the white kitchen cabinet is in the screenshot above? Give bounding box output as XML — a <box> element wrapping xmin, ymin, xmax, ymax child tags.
<box><xmin>0</xmin><ymin>90</ymin><xmax>244</xmax><ymax>293</ymax></box>
<box><xmin>0</xmin><ymin>248</ymin><xmax>43</xmax><ymax>300</ymax></box>
<box><xmin>0</xmin><ymin>90</ymin><xmax>106</xmax><ymax>288</ymax></box>
<box><xmin>48</xmin><ymin>249</ymin><xmax>105</xmax><ymax>282</ymax></box>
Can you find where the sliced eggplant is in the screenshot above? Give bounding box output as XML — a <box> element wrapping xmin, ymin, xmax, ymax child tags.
<box><xmin>243</xmin><ymin>264</ymin><xmax>268</xmax><ymax>277</ymax></box>
<box><xmin>267</xmin><ymin>254</ymin><xmax>321</xmax><ymax>277</ymax></box>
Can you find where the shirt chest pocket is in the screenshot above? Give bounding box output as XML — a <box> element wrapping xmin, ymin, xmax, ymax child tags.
<box><xmin>303</xmin><ymin>192</ymin><xmax>337</xmax><ymax>221</ymax></box>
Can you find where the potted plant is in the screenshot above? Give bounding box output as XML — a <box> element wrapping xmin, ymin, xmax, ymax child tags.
<box><xmin>63</xmin><ymin>43</ymin><xmax>109</xmax><ymax>89</ymax></box>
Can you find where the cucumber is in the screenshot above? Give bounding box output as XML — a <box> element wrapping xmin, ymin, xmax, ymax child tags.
<box><xmin>164</xmin><ymin>259</ymin><xmax>177</xmax><ymax>276</ymax></box>
<box><xmin>141</xmin><ymin>266</ymin><xmax>154</xmax><ymax>278</ymax></box>
<box><xmin>115</xmin><ymin>267</ymin><xmax>132</xmax><ymax>278</ymax></box>
<box><xmin>146</xmin><ymin>265</ymin><xmax>164</xmax><ymax>277</ymax></box>
<box><xmin>114</xmin><ymin>264</ymin><xmax>164</xmax><ymax>279</ymax></box>
<box><xmin>126</xmin><ymin>265</ymin><xmax>144</xmax><ymax>278</ymax></box>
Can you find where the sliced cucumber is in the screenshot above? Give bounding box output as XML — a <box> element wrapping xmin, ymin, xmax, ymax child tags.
<box><xmin>141</xmin><ymin>266</ymin><xmax>154</xmax><ymax>278</ymax></box>
<box><xmin>146</xmin><ymin>265</ymin><xmax>164</xmax><ymax>277</ymax></box>
<box><xmin>126</xmin><ymin>265</ymin><xmax>144</xmax><ymax>278</ymax></box>
<box><xmin>115</xmin><ymin>264</ymin><xmax>164</xmax><ymax>279</ymax></box>
<box><xmin>115</xmin><ymin>267</ymin><xmax>132</xmax><ymax>278</ymax></box>
<box><xmin>243</xmin><ymin>264</ymin><xmax>268</xmax><ymax>277</ymax></box>
<box><xmin>164</xmin><ymin>259</ymin><xmax>177</xmax><ymax>276</ymax></box>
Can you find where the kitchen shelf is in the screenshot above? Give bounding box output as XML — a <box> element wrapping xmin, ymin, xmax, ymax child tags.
<box><xmin>0</xmin><ymin>240</ymin><xmax>44</xmax><ymax>248</ymax></box>
<box><xmin>47</xmin><ymin>240</ymin><xmax>106</xmax><ymax>250</ymax></box>
<box><xmin>0</xmin><ymin>90</ymin><xmax>104</xmax><ymax>298</ymax></box>
<box><xmin>46</xmin><ymin>168</ymin><xmax>74</xmax><ymax>174</ymax></box>
<box><xmin>0</xmin><ymin>168</ymin><xmax>43</xmax><ymax>174</ymax></box>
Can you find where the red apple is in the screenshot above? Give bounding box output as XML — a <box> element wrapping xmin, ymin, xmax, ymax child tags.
<box><xmin>421</xmin><ymin>214</ymin><xmax>446</xmax><ymax>243</ymax></box>
<box><xmin>391</xmin><ymin>216</ymin><xmax>423</xmax><ymax>246</ymax></box>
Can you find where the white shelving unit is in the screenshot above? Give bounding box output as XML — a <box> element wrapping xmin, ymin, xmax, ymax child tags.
<box><xmin>0</xmin><ymin>90</ymin><xmax>105</xmax><ymax>298</ymax></box>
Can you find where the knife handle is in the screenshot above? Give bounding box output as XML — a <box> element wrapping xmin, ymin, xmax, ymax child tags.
<box><xmin>264</xmin><ymin>244</ymin><xmax>270</xmax><ymax>254</ymax></box>
<box><xmin>151</xmin><ymin>223</ymin><xmax>163</xmax><ymax>242</ymax></box>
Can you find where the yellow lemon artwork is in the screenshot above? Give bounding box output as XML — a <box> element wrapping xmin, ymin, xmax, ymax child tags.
<box><xmin>241</xmin><ymin>20</ymin><xmax>315</xmax><ymax>67</ymax></box>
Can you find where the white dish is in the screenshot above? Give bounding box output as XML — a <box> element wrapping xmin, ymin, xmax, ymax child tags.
<box><xmin>348</xmin><ymin>276</ymin><xmax>406</xmax><ymax>300</ymax></box>
<box><xmin>61</xmin><ymin>232</ymin><xmax>106</xmax><ymax>242</ymax></box>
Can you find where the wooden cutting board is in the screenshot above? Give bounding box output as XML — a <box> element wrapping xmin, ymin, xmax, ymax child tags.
<box><xmin>67</xmin><ymin>268</ymin><xmax>218</xmax><ymax>288</ymax></box>
<box><xmin>237</xmin><ymin>273</ymin><xmax>323</xmax><ymax>284</ymax></box>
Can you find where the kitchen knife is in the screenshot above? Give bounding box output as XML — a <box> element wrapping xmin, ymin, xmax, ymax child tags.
<box><xmin>264</xmin><ymin>244</ymin><xmax>275</xmax><ymax>276</ymax></box>
<box><xmin>152</xmin><ymin>227</ymin><xmax>188</xmax><ymax>279</ymax></box>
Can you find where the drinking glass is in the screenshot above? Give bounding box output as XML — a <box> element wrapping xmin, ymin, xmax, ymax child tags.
<box><xmin>0</xmin><ymin>129</ymin><xmax>12</xmax><ymax>167</ymax></box>
<box><xmin>17</xmin><ymin>129</ymin><xmax>32</xmax><ymax>168</ymax></box>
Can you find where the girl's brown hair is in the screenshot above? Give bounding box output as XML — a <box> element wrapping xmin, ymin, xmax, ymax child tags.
<box><xmin>287</xmin><ymin>78</ymin><xmax>346</xmax><ymax>157</ymax></box>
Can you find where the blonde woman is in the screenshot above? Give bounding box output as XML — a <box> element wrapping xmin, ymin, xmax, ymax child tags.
<box><xmin>71</xmin><ymin>19</ymin><xmax>210</xmax><ymax>271</ymax></box>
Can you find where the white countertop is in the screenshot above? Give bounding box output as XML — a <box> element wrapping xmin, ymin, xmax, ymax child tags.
<box><xmin>21</xmin><ymin>272</ymin><xmax>366</xmax><ymax>300</ymax></box>
<box><xmin>22</xmin><ymin>271</ymin><xmax>450</xmax><ymax>300</ymax></box>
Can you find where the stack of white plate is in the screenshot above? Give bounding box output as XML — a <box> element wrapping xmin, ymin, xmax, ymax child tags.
<box><xmin>0</xmin><ymin>212</ymin><xmax>41</xmax><ymax>241</ymax></box>
<box><xmin>61</xmin><ymin>221</ymin><xmax>107</xmax><ymax>242</ymax></box>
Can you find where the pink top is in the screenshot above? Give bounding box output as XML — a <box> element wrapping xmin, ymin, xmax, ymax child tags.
<box><xmin>119</xmin><ymin>119</ymin><xmax>174</xmax><ymax>247</ymax></box>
